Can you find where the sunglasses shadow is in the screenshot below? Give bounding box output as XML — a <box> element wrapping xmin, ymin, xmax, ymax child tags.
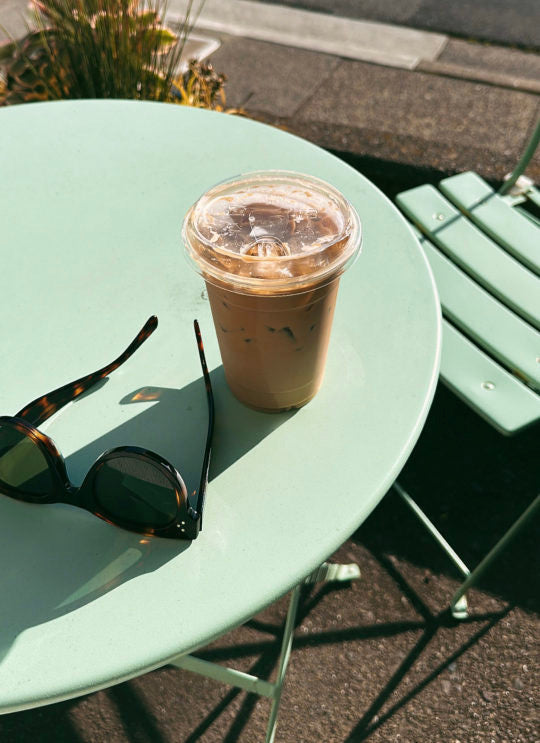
<box><xmin>67</xmin><ymin>365</ymin><xmax>296</xmax><ymax>491</ymax></box>
<box><xmin>0</xmin><ymin>366</ymin><xmax>294</xmax><ymax>665</ymax></box>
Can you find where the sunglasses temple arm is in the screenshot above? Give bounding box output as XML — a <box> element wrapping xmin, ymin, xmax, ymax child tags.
<box><xmin>188</xmin><ymin>320</ymin><xmax>215</xmax><ymax>528</ymax></box>
<box><xmin>15</xmin><ymin>316</ymin><xmax>159</xmax><ymax>428</ymax></box>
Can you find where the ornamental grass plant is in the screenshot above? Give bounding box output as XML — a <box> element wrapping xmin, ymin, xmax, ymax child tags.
<box><xmin>0</xmin><ymin>0</ymin><xmax>226</xmax><ymax>108</ymax></box>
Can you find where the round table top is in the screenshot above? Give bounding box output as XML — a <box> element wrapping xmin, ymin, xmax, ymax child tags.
<box><xmin>0</xmin><ymin>100</ymin><xmax>440</xmax><ymax>713</ymax></box>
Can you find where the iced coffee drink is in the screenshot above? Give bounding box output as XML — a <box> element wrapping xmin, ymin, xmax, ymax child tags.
<box><xmin>182</xmin><ymin>171</ymin><xmax>361</xmax><ymax>412</ymax></box>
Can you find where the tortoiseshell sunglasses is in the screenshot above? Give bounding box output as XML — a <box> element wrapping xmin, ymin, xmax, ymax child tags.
<box><xmin>0</xmin><ymin>317</ymin><xmax>214</xmax><ymax>540</ymax></box>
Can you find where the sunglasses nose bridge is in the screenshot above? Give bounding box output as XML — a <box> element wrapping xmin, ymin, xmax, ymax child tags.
<box><xmin>76</xmin><ymin>455</ymin><xmax>105</xmax><ymax>496</ymax></box>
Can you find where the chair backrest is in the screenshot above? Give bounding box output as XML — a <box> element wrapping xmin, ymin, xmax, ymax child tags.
<box><xmin>395</xmin><ymin>121</ymin><xmax>540</xmax><ymax>435</ymax></box>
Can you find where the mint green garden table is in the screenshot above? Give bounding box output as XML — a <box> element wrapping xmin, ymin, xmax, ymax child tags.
<box><xmin>0</xmin><ymin>101</ymin><xmax>440</xmax><ymax>739</ymax></box>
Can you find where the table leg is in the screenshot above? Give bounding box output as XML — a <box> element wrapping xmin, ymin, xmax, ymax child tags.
<box><xmin>170</xmin><ymin>560</ymin><xmax>360</xmax><ymax>740</ymax></box>
<box><xmin>304</xmin><ymin>561</ymin><xmax>361</xmax><ymax>584</ymax></box>
<box><xmin>265</xmin><ymin>582</ymin><xmax>301</xmax><ymax>743</ymax></box>
<box><xmin>170</xmin><ymin>585</ymin><xmax>301</xmax><ymax>742</ymax></box>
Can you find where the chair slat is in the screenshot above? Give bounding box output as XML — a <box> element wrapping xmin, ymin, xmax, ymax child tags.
<box><xmin>439</xmin><ymin>172</ymin><xmax>540</xmax><ymax>275</ymax></box>
<box><xmin>516</xmin><ymin>205</ymin><xmax>540</xmax><ymax>229</ymax></box>
<box><xmin>440</xmin><ymin>321</ymin><xmax>540</xmax><ymax>435</ymax></box>
<box><xmin>396</xmin><ymin>185</ymin><xmax>540</xmax><ymax>330</ymax></box>
<box><xmin>420</xmin><ymin>237</ymin><xmax>540</xmax><ymax>390</ymax></box>
<box><xmin>526</xmin><ymin>186</ymin><xmax>540</xmax><ymax>209</ymax></box>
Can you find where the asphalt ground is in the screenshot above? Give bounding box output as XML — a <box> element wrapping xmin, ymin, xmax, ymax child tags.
<box><xmin>256</xmin><ymin>0</ymin><xmax>540</xmax><ymax>51</ymax></box>
<box><xmin>0</xmin><ymin>5</ymin><xmax>539</xmax><ymax>742</ymax></box>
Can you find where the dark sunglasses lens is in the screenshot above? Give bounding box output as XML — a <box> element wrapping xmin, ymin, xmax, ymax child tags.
<box><xmin>93</xmin><ymin>457</ymin><xmax>179</xmax><ymax>528</ymax></box>
<box><xmin>0</xmin><ymin>424</ymin><xmax>53</xmax><ymax>495</ymax></box>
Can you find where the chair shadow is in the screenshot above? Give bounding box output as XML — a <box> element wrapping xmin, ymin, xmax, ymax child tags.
<box><xmin>0</xmin><ymin>365</ymin><xmax>294</xmax><ymax>664</ymax></box>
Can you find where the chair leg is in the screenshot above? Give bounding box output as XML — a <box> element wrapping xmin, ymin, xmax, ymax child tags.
<box><xmin>449</xmin><ymin>494</ymin><xmax>540</xmax><ymax>619</ymax></box>
<box><xmin>394</xmin><ymin>482</ymin><xmax>540</xmax><ymax>619</ymax></box>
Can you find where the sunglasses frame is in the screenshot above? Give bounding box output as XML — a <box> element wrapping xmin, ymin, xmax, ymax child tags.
<box><xmin>0</xmin><ymin>318</ymin><xmax>213</xmax><ymax>540</ymax></box>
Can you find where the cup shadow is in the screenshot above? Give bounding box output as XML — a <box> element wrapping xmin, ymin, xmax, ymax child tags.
<box><xmin>0</xmin><ymin>366</ymin><xmax>294</xmax><ymax>663</ymax></box>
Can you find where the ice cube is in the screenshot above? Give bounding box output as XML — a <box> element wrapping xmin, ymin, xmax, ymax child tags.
<box><xmin>240</xmin><ymin>236</ymin><xmax>291</xmax><ymax>257</ymax></box>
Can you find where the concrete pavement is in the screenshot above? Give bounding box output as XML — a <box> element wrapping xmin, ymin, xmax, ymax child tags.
<box><xmin>208</xmin><ymin>31</ymin><xmax>540</xmax><ymax>185</ymax></box>
<box><xmin>168</xmin><ymin>0</ymin><xmax>540</xmax><ymax>182</ymax></box>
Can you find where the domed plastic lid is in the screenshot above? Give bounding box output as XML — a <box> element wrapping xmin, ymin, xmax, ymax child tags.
<box><xmin>182</xmin><ymin>170</ymin><xmax>361</xmax><ymax>294</ymax></box>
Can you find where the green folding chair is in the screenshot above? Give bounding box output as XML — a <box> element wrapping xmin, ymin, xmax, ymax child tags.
<box><xmin>393</xmin><ymin>120</ymin><xmax>540</xmax><ymax>619</ymax></box>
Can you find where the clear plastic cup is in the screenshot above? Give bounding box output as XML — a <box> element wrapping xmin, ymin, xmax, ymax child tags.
<box><xmin>182</xmin><ymin>170</ymin><xmax>361</xmax><ymax>412</ymax></box>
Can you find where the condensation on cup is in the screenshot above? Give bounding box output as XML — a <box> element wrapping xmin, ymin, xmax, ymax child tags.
<box><xmin>182</xmin><ymin>170</ymin><xmax>362</xmax><ymax>412</ymax></box>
